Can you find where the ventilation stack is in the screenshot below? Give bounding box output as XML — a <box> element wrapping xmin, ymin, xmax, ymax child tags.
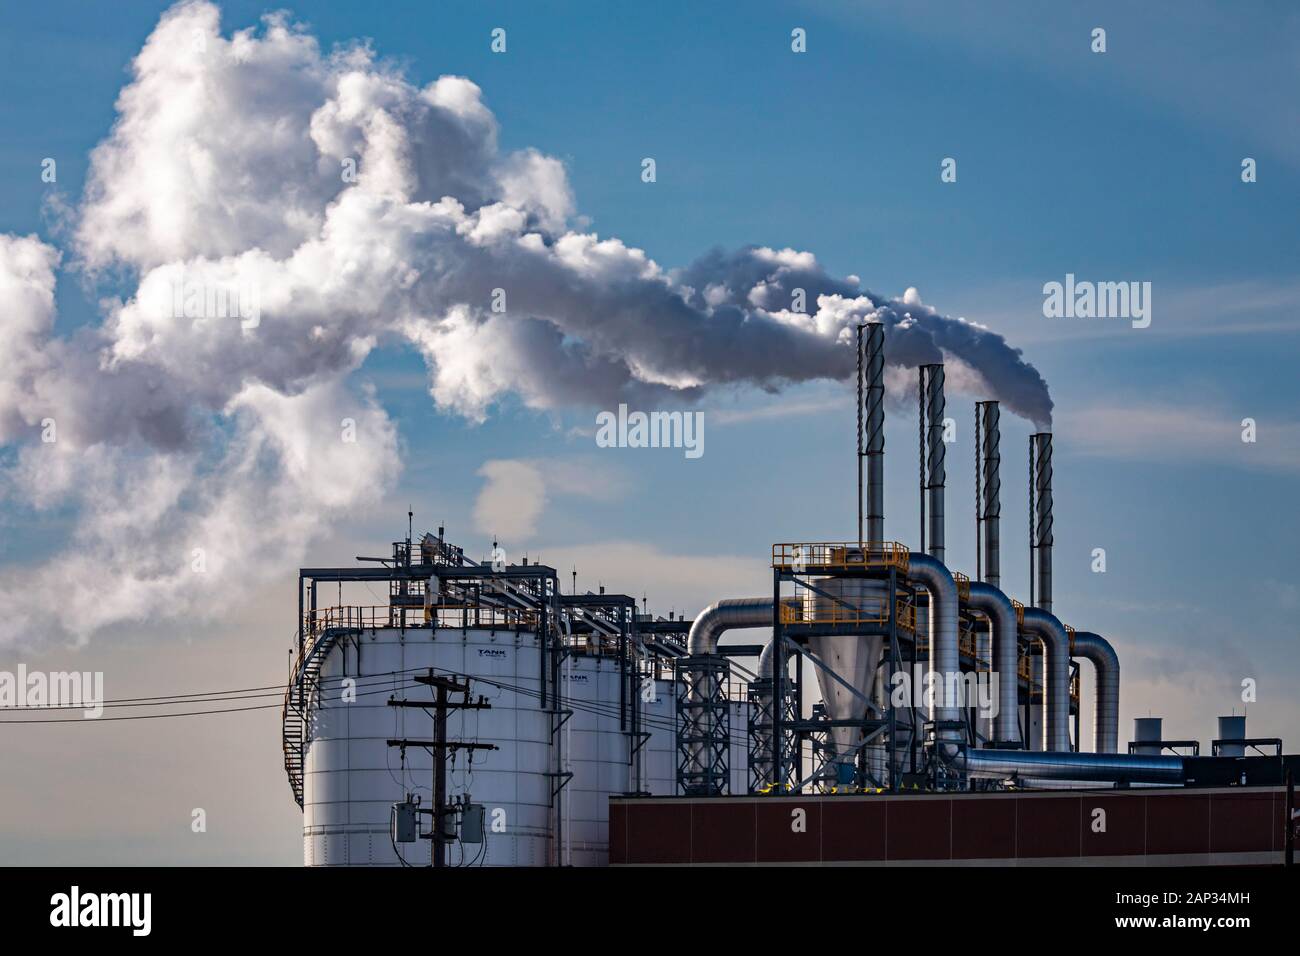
<box><xmin>976</xmin><ymin>402</ymin><xmax>1001</xmax><ymax>590</ymax></box>
<box><xmin>1030</xmin><ymin>433</ymin><xmax>1053</xmax><ymax>614</ymax></box>
<box><xmin>920</xmin><ymin>364</ymin><xmax>946</xmax><ymax>563</ymax></box>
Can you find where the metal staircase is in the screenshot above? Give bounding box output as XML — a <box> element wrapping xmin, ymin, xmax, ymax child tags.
<box><xmin>282</xmin><ymin>626</ymin><xmax>354</xmax><ymax>808</ymax></box>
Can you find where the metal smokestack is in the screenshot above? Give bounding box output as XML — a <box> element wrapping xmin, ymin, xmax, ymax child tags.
<box><xmin>856</xmin><ymin>324</ymin><xmax>886</xmax><ymax>546</ymax></box>
<box><xmin>1030</xmin><ymin>432</ymin><xmax>1053</xmax><ymax>614</ymax></box>
<box><xmin>920</xmin><ymin>364</ymin><xmax>945</xmax><ymax>563</ymax></box>
<box><xmin>864</xmin><ymin>324</ymin><xmax>885</xmax><ymax>544</ymax></box>
<box><xmin>976</xmin><ymin>401</ymin><xmax>1001</xmax><ymax>589</ymax></box>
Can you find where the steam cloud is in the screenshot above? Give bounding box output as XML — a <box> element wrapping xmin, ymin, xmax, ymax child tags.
<box><xmin>0</xmin><ymin>1</ymin><xmax>1051</xmax><ymax>644</ymax></box>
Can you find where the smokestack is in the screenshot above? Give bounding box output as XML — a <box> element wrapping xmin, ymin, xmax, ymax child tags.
<box><xmin>864</xmin><ymin>324</ymin><xmax>885</xmax><ymax>544</ymax></box>
<box><xmin>1030</xmin><ymin>432</ymin><xmax>1053</xmax><ymax>614</ymax></box>
<box><xmin>920</xmin><ymin>364</ymin><xmax>945</xmax><ymax>563</ymax></box>
<box><xmin>976</xmin><ymin>401</ymin><xmax>1001</xmax><ymax>589</ymax></box>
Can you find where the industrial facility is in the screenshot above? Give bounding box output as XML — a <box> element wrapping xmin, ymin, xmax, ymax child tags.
<box><xmin>281</xmin><ymin>324</ymin><xmax>1297</xmax><ymax>867</ymax></box>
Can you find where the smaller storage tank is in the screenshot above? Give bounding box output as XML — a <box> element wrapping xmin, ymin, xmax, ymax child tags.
<box><xmin>1217</xmin><ymin>715</ymin><xmax>1246</xmax><ymax>756</ymax></box>
<box><xmin>1131</xmin><ymin>716</ymin><xmax>1163</xmax><ymax>755</ymax></box>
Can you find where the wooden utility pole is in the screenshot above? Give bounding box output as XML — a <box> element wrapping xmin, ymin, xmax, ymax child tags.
<box><xmin>387</xmin><ymin>671</ymin><xmax>496</xmax><ymax>867</ymax></box>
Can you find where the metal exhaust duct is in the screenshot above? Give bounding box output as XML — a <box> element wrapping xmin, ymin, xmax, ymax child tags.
<box><xmin>920</xmin><ymin>365</ymin><xmax>946</xmax><ymax>563</ymax></box>
<box><xmin>965</xmin><ymin>582</ymin><xmax>1020</xmax><ymax>747</ymax></box>
<box><xmin>1072</xmin><ymin>631</ymin><xmax>1120</xmax><ymax>753</ymax></box>
<box><xmin>906</xmin><ymin>553</ymin><xmax>961</xmax><ymax>757</ymax></box>
<box><xmin>975</xmin><ymin>401</ymin><xmax>1000</xmax><ymax>590</ymax></box>
<box><xmin>1021</xmin><ymin>606</ymin><xmax>1071</xmax><ymax>752</ymax></box>
<box><xmin>955</xmin><ymin>749</ymin><xmax>1183</xmax><ymax>785</ymax></box>
<box><xmin>686</xmin><ymin>597</ymin><xmax>779</xmax><ymax>657</ymax></box>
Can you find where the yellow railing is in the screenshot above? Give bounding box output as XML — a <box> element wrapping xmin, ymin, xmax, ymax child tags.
<box><xmin>951</xmin><ymin>571</ymin><xmax>971</xmax><ymax>601</ymax></box>
<box><xmin>1010</xmin><ymin>599</ymin><xmax>1025</xmax><ymax>626</ymax></box>
<box><xmin>780</xmin><ymin>599</ymin><xmax>887</xmax><ymax>627</ymax></box>
<box><xmin>772</xmin><ymin>542</ymin><xmax>909</xmax><ymax>573</ymax></box>
<box><xmin>779</xmin><ymin>596</ymin><xmax>917</xmax><ymax>631</ymax></box>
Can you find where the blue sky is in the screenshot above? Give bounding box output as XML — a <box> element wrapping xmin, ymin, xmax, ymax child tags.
<box><xmin>0</xmin><ymin>1</ymin><xmax>1296</xmax><ymax>862</ymax></box>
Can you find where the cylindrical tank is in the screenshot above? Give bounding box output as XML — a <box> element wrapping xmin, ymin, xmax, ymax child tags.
<box><xmin>1217</xmin><ymin>715</ymin><xmax>1246</xmax><ymax>756</ymax></box>
<box><xmin>301</xmin><ymin>626</ymin><xmax>628</xmax><ymax>866</ymax></box>
<box><xmin>1132</xmin><ymin>716</ymin><xmax>1163</xmax><ymax>755</ymax></box>
<box><xmin>556</xmin><ymin>653</ymin><xmax>633</xmax><ymax>867</ymax></box>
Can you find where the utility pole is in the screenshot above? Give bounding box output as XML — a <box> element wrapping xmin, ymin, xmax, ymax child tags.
<box><xmin>387</xmin><ymin>670</ymin><xmax>496</xmax><ymax>867</ymax></box>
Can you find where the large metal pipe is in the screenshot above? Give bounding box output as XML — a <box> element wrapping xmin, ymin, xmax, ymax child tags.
<box><xmin>1021</xmin><ymin>606</ymin><xmax>1071</xmax><ymax>752</ymax></box>
<box><xmin>1072</xmin><ymin>631</ymin><xmax>1120</xmax><ymax>753</ymax></box>
<box><xmin>686</xmin><ymin>597</ymin><xmax>777</xmax><ymax>656</ymax></box>
<box><xmin>905</xmin><ymin>553</ymin><xmax>961</xmax><ymax>755</ymax></box>
<box><xmin>686</xmin><ymin>597</ymin><xmax>791</xmax><ymax>791</ymax></box>
<box><xmin>1030</xmin><ymin>432</ymin><xmax>1053</xmax><ymax>614</ymax></box>
<box><xmin>965</xmin><ymin>582</ymin><xmax>1020</xmax><ymax>747</ymax></box>
<box><xmin>956</xmin><ymin>749</ymin><xmax>1182</xmax><ymax>784</ymax></box>
<box><xmin>922</xmin><ymin>365</ymin><xmax>946</xmax><ymax>563</ymax></box>
<box><xmin>977</xmin><ymin>401</ymin><xmax>1000</xmax><ymax>590</ymax></box>
<box><xmin>864</xmin><ymin>323</ymin><xmax>885</xmax><ymax>544</ymax></box>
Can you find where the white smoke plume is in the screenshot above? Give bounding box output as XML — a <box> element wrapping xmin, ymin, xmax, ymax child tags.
<box><xmin>0</xmin><ymin>1</ymin><xmax>1051</xmax><ymax>645</ymax></box>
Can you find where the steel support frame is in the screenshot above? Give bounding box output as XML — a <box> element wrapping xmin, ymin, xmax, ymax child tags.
<box><xmin>675</xmin><ymin>654</ymin><xmax>731</xmax><ymax>796</ymax></box>
<box><xmin>769</xmin><ymin>562</ymin><xmax>911</xmax><ymax>794</ymax></box>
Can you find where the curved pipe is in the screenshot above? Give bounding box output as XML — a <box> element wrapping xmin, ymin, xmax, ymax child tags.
<box><xmin>1020</xmin><ymin>607</ymin><xmax>1071</xmax><ymax>752</ymax></box>
<box><xmin>964</xmin><ymin>582</ymin><xmax>1020</xmax><ymax>747</ymax></box>
<box><xmin>687</xmin><ymin>597</ymin><xmax>777</xmax><ymax>657</ymax></box>
<box><xmin>1072</xmin><ymin>631</ymin><xmax>1120</xmax><ymax>753</ymax></box>
<box><xmin>904</xmin><ymin>553</ymin><xmax>961</xmax><ymax>755</ymax></box>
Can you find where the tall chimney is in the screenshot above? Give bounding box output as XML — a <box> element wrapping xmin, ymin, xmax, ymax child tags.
<box><xmin>1030</xmin><ymin>432</ymin><xmax>1053</xmax><ymax>614</ymax></box>
<box><xmin>864</xmin><ymin>323</ymin><xmax>885</xmax><ymax>544</ymax></box>
<box><xmin>921</xmin><ymin>365</ymin><xmax>946</xmax><ymax>563</ymax></box>
<box><xmin>976</xmin><ymin>401</ymin><xmax>1001</xmax><ymax>589</ymax></box>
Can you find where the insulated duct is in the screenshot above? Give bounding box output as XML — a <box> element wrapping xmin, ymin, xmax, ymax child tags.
<box><xmin>976</xmin><ymin>401</ymin><xmax>1000</xmax><ymax>590</ymax></box>
<box><xmin>955</xmin><ymin>749</ymin><xmax>1183</xmax><ymax>784</ymax></box>
<box><xmin>965</xmin><ymin>582</ymin><xmax>1020</xmax><ymax>748</ymax></box>
<box><xmin>685</xmin><ymin>596</ymin><xmax>794</xmax><ymax>789</ymax></box>
<box><xmin>905</xmin><ymin>553</ymin><xmax>961</xmax><ymax>756</ymax></box>
<box><xmin>921</xmin><ymin>365</ymin><xmax>946</xmax><ymax>563</ymax></box>
<box><xmin>1021</xmin><ymin>606</ymin><xmax>1071</xmax><ymax>752</ymax></box>
<box><xmin>687</xmin><ymin>598</ymin><xmax>774</xmax><ymax>656</ymax></box>
<box><xmin>1072</xmin><ymin>631</ymin><xmax>1120</xmax><ymax>753</ymax></box>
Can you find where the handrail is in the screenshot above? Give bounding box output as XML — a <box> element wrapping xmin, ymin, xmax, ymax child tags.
<box><xmin>772</xmin><ymin>542</ymin><xmax>909</xmax><ymax>573</ymax></box>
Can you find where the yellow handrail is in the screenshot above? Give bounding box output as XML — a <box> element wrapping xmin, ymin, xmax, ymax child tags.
<box><xmin>772</xmin><ymin>542</ymin><xmax>909</xmax><ymax>573</ymax></box>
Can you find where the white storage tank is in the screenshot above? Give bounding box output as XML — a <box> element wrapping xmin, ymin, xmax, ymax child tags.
<box><xmin>301</xmin><ymin>624</ymin><xmax>629</xmax><ymax>866</ymax></box>
<box><xmin>556</xmin><ymin>654</ymin><xmax>633</xmax><ymax>866</ymax></box>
